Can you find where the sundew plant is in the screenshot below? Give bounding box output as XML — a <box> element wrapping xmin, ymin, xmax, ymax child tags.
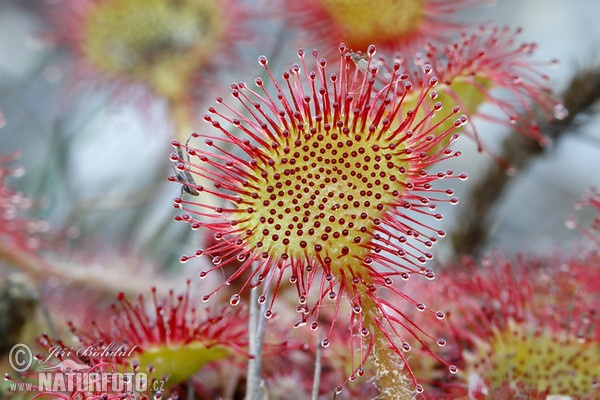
<box><xmin>1</xmin><ymin>1</ymin><xmax>599</xmax><ymax>399</ymax></box>
<box><xmin>173</xmin><ymin>44</ymin><xmax>466</xmax><ymax>397</ymax></box>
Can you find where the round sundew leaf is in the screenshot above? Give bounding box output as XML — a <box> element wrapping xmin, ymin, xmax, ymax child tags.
<box><xmin>239</xmin><ymin>125</ymin><xmax>411</xmax><ymax>277</ymax></box>
<box><xmin>134</xmin><ymin>342</ymin><xmax>230</xmax><ymax>386</ymax></box>
<box><xmin>174</xmin><ymin>44</ymin><xmax>467</xmax><ymax>392</ymax></box>
<box><xmin>317</xmin><ymin>0</ymin><xmax>423</xmax><ymax>49</ymax></box>
<box><xmin>400</xmin><ymin>75</ymin><xmax>490</xmax><ymax>153</ymax></box>
<box><xmin>466</xmin><ymin>321</ymin><xmax>600</xmax><ymax>398</ymax></box>
<box><xmin>81</xmin><ymin>0</ymin><xmax>226</xmax><ymax>99</ymax></box>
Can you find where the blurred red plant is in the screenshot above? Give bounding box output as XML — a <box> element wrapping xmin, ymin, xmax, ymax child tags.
<box><xmin>0</xmin><ymin>152</ymin><xmax>48</xmax><ymax>255</ymax></box>
<box><xmin>44</xmin><ymin>0</ymin><xmax>253</xmax><ymax>141</ymax></box>
<box><xmin>437</xmin><ymin>255</ymin><xmax>600</xmax><ymax>399</ymax></box>
<box><xmin>4</xmin><ymin>281</ymin><xmax>258</xmax><ymax>399</ymax></box>
<box><xmin>428</xmin><ymin>191</ymin><xmax>600</xmax><ymax>399</ymax></box>
<box><xmin>47</xmin><ymin>0</ymin><xmax>249</xmax><ymax>103</ymax></box>
<box><xmin>281</xmin><ymin>0</ymin><xmax>486</xmax><ymax>57</ymax></box>
<box><xmin>65</xmin><ymin>280</ymin><xmax>252</xmax><ymax>386</ymax></box>
<box><xmin>375</xmin><ymin>25</ymin><xmax>565</xmax><ymax>154</ymax></box>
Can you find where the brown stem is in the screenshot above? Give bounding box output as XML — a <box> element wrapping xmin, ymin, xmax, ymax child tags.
<box><xmin>449</xmin><ymin>132</ymin><xmax>543</xmax><ymax>257</ymax></box>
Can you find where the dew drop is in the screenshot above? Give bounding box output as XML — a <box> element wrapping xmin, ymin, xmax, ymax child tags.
<box><xmin>201</xmin><ymin>295</ymin><xmax>210</xmax><ymax>302</ymax></box>
<box><xmin>328</xmin><ymin>291</ymin><xmax>337</xmax><ymax>300</ymax></box>
<box><xmin>179</xmin><ymin>256</ymin><xmax>189</xmax><ymax>264</ymax></box>
<box><xmin>565</xmin><ymin>217</ymin><xmax>577</xmax><ymax>229</ymax></box>
<box><xmin>198</xmin><ymin>271</ymin><xmax>208</xmax><ymax>279</ymax></box>
<box><xmin>415</xmin><ymin>384</ymin><xmax>423</xmax><ymax>394</ymax></box>
<box><xmin>384</xmin><ymin>277</ymin><xmax>393</xmax><ymax>286</ymax></box>
<box><xmin>437</xmin><ymin>338</ymin><xmax>446</xmax><ymax>347</ymax></box>
<box><xmin>435</xmin><ymin>311</ymin><xmax>445</xmax><ymax>320</ymax></box>
<box><xmin>553</xmin><ymin>103</ymin><xmax>568</xmax><ymax>120</ymax></box>
<box><xmin>212</xmin><ymin>256</ymin><xmax>222</xmax><ymax>265</ymax></box>
<box><xmin>297</xmin><ymin>304</ymin><xmax>308</xmax><ymax>314</ymax></box>
<box><xmin>416</xmin><ymin>303</ymin><xmax>426</xmax><ymax>311</ymax></box>
<box><xmin>310</xmin><ymin>321</ymin><xmax>319</xmax><ymax>331</ymax></box>
<box><xmin>258</xmin><ymin>295</ymin><xmax>266</xmax><ymax>304</ymax></box>
<box><xmin>230</xmin><ymin>294</ymin><xmax>241</xmax><ymax>306</ymax></box>
<box><xmin>449</xmin><ymin>365</ymin><xmax>458</xmax><ymax>374</ymax></box>
<box><xmin>361</xmin><ymin>328</ymin><xmax>369</xmax><ymax>337</ymax></box>
<box><xmin>335</xmin><ymin>386</ymin><xmax>342</xmax><ymax>395</ymax></box>
<box><xmin>264</xmin><ymin>309</ymin><xmax>273</xmax><ymax>319</ymax></box>
<box><xmin>321</xmin><ymin>338</ymin><xmax>330</xmax><ymax>348</ymax></box>
<box><xmin>402</xmin><ymin>342</ymin><xmax>411</xmax><ymax>352</ymax></box>
<box><xmin>293</xmin><ymin>320</ymin><xmax>307</xmax><ymax>328</ymax></box>
<box><xmin>400</xmin><ymin>272</ymin><xmax>410</xmax><ymax>280</ymax></box>
<box><xmin>237</xmin><ymin>254</ymin><xmax>246</xmax><ymax>262</ymax></box>
<box><xmin>357</xmin><ymin>367</ymin><xmax>365</xmax><ymax>377</ymax></box>
<box><xmin>353</xmin><ymin>305</ymin><xmax>362</xmax><ymax>314</ymax></box>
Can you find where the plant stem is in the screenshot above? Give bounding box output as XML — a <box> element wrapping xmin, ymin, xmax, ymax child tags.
<box><xmin>245</xmin><ymin>268</ymin><xmax>268</xmax><ymax>400</ymax></box>
<box><xmin>362</xmin><ymin>294</ymin><xmax>415</xmax><ymax>400</ymax></box>
<box><xmin>311</xmin><ymin>330</ymin><xmax>322</xmax><ymax>400</ymax></box>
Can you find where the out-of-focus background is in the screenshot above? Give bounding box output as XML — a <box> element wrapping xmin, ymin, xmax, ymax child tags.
<box><xmin>444</xmin><ymin>0</ymin><xmax>600</xmax><ymax>256</ymax></box>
